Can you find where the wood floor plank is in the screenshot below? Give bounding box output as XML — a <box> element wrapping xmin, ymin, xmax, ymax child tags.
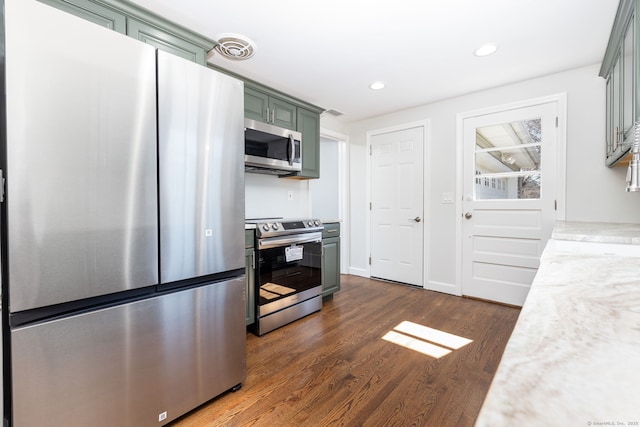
<box><xmin>169</xmin><ymin>275</ymin><xmax>520</xmax><ymax>427</ymax></box>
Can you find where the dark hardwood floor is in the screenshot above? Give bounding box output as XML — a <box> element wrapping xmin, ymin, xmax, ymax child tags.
<box><xmin>170</xmin><ymin>275</ymin><xmax>520</xmax><ymax>427</ymax></box>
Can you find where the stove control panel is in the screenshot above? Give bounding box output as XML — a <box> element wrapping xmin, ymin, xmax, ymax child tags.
<box><xmin>252</xmin><ymin>219</ymin><xmax>323</xmax><ymax>238</ymax></box>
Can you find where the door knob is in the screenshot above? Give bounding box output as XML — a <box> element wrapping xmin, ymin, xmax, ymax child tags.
<box><xmin>464</xmin><ymin>212</ymin><xmax>472</xmax><ymax>219</ymax></box>
<box><xmin>413</xmin><ymin>217</ymin><xmax>422</xmax><ymax>222</ymax></box>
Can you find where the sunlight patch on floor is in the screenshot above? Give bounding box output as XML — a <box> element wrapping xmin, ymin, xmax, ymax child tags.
<box><xmin>382</xmin><ymin>321</ymin><xmax>473</xmax><ymax>358</ymax></box>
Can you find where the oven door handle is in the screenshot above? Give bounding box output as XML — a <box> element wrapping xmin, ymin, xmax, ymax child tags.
<box><xmin>258</xmin><ymin>232</ymin><xmax>322</xmax><ymax>249</ymax></box>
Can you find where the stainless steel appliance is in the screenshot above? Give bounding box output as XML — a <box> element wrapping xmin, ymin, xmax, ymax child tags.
<box><xmin>244</xmin><ymin>118</ymin><xmax>302</xmax><ymax>175</ymax></box>
<box><xmin>248</xmin><ymin>219</ymin><xmax>323</xmax><ymax>335</ymax></box>
<box><xmin>1</xmin><ymin>1</ymin><xmax>245</xmax><ymax>425</ymax></box>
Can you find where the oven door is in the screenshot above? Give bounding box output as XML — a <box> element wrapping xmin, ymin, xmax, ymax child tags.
<box><xmin>256</xmin><ymin>232</ymin><xmax>322</xmax><ymax>317</ymax></box>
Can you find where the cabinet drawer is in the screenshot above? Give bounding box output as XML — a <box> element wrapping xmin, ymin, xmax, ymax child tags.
<box><xmin>322</xmin><ymin>222</ymin><xmax>340</xmax><ymax>238</ymax></box>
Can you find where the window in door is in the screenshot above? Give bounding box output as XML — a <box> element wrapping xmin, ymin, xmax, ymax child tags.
<box><xmin>474</xmin><ymin>118</ymin><xmax>542</xmax><ymax>200</ymax></box>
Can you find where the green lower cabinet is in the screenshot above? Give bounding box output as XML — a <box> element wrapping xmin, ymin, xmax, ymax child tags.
<box><xmin>322</xmin><ymin>237</ymin><xmax>340</xmax><ymax>296</ymax></box>
<box><xmin>245</xmin><ymin>247</ymin><xmax>255</xmax><ymax>326</ymax></box>
<box><xmin>322</xmin><ymin>224</ymin><xmax>341</xmax><ymax>296</ymax></box>
<box><xmin>245</xmin><ymin>229</ymin><xmax>256</xmax><ymax>325</ymax></box>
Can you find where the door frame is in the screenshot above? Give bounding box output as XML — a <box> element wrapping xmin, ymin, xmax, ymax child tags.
<box><xmin>319</xmin><ymin>127</ymin><xmax>350</xmax><ymax>275</ymax></box>
<box><xmin>455</xmin><ymin>94</ymin><xmax>567</xmax><ymax>297</ymax></box>
<box><xmin>366</xmin><ymin>120</ymin><xmax>430</xmax><ymax>288</ymax></box>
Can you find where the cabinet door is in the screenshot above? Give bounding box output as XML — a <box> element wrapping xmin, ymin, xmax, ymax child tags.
<box><xmin>294</xmin><ymin>108</ymin><xmax>320</xmax><ymax>179</ymax></box>
<box><xmin>127</xmin><ymin>17</ymin><xmax>207</xmax><ymax>64</ymax></box>
<box><xmin>270</xmin><ymin>97</ymin><xmax>297</xmax><ymax>129</ymax></box>
<box><xmin>612</xmin><ymin>54</ymin><xmax>622</xmax><ymax>153</ymax></box>
<box><xmin>244</xmin><ymin>87</ymin><xmax>269</xmax><ymax>123</ymax></box>
<box><xmin>322</xmin><ymin>237</ymin><xmax>340</xmax><ymax>296</ymax></box>
<box><xmin>606</xmin><ymin>74</ymin><xmax>613</xmax><ymax>158</ymax></box>
<box><xmin>245</xmin><ymin>248</ymin><xmax>255</xmax><ymax>325</ymax></box>
<box><xmin>622</xmin><ymin>12</ymin><xmax>635</xmax><ymax>140</ymax></box>
<box><xmin>38</xmin><ymin>0</ymin><xmax>126</xmax><ymax>33</ymax></box>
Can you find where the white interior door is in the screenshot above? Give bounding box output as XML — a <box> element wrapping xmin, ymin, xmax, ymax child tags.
<box><xmin>370</xmin><ymin>126</ymin><xmax>424</xmax><ymax>286</ymax></box>
<box><xmin>462</xmin><ymin>101</ymin><xmax>558</xmax><ymax>306</ymax></box>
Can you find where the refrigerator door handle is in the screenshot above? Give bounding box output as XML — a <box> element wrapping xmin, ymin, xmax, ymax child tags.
<box><xmin>0</xmin><ymin>169</ymin><xmax>4</xmax><ymax>202</ymax></box>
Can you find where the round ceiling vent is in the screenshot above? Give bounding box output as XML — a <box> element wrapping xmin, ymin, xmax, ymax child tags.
<box><xmin>213</xmin><ymin>33</ymin><xmax>256</xmax><ymax>61</ymax></box>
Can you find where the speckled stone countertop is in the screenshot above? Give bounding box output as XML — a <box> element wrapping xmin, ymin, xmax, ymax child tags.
<box><xmin>475</xmin><ymin>221</ymin><xmax>640</xmax><ymax>426</ymax></box>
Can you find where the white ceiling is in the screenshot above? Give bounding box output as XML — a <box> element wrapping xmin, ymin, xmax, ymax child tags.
<box><xmin>129</xmin><ymin>0</ymin><xmax>619</xmax><ymax>123</ymax></box>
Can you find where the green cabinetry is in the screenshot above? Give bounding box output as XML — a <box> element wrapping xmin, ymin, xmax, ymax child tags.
<box><xmin>296</xmin><ymin>108</ymin><xmax>321</xmax><ymax>179</ymax></box>
<box><xmin>38</xmin><ymin>0</ymin><xmax>126</xmax><ymax>32</ymax></box>
<box><xmin>244</xmin><ymin>86</ymin><xmax>297</xmax><ymax>130</ymax></box>
<box><xmin>245</xmin><ymin>229</ymin><xmax>255</xmax><ymax>326</ymax></box>
<box><xmin>37</xmin><ymin>0</ymin><xmax>214</xmax><ymax>65</ymax></box>
<box><xmin>127</xmin><ymin>17</ymin><xmax>207</xmax><ymax>64</ymax></box>
<box><xmin>236</xmin><ymin>79</ymin><xmax>323</xmax><ymax>179</ymax></box>
<box><xmin>321</xmin><ymin>223</ymin><xmax>341</xmax><ymax>297</ymax></box>
<box><xmin>601</xmin><ymin>0</ymin><xmax>638</xmax><ymax>166</ymax></box>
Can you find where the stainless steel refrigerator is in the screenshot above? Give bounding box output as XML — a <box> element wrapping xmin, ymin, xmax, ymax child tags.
<box><xmin>1</xmin><ymin>0</ymin><xmax>246</xmax><ymax>425</ymax></box>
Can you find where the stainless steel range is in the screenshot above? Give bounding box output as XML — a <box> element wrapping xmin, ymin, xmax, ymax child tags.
<box><xmin>247</xmin><ymin>218</ymin><xmax>324</xmax><ymax>335</ymax></box>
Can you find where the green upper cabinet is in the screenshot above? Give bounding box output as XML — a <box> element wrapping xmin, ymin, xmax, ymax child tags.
<box><xmin>127</xmin><ymin>18</ymin><xmax>207</xmax><ymax>65</ymax></box>
<box><xmin>244</xmin><ymin>86</ymin><xmax>297</xmax><ymax>129</ymax></box>
<box><xmin>37</xmin><ymin>0</ymin><xmax>126</xmax><ymax>33</ymax></box>
<box><xmin>244</xmin><ymin>87</ymin><xmax>270</xmax><ymax>123</ymax></box>
<box><xmin>293</xmin><ymin>108</ymin><xmax>320</xmax><ymax>179</ymax></box>
<box><xmin>37</xmin><ymin>0</ymin><xmax>214</xmax><ymax>65</ymax></box>
<box><xmin>601</xmin><ymin>0</ymin><xmax>637</xmax><ymax>167</ymax></box>
<box><xmin>270</xmin><ymin>97</ymin><xmax>297</xmax><ymax>130</ymax></box>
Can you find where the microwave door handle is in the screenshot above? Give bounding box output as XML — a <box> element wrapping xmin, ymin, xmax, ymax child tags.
<box><xmin>288</xmin><ymin>134</ymin><xmax>295</xmax><ymax>166</ymax></box>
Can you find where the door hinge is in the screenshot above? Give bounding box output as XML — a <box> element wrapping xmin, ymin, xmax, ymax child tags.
<box><xmin>369</xmin><ymin>256</ymin><xmax>372</xmax><ymax>265</ymax></box>
<box><xmin>369</xmin><ymin>145</ymin><xmax>372</xmax><ymax>155</ymax></box>
<box><xmin>369</xmin><ymin>202</ymin><xmax>372</xmax><ymax>210</ymax></box>
<box><xmin>554</xmin><ymin>200</ymin><xmax>557</xmax><ymax>211</ymax></box>
<box><xmin>555</xmin><ymin>116</ymin><xmax>558</xmax><ymax>128</ymax></box>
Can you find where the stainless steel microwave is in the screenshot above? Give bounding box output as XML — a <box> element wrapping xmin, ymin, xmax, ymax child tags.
<box><xmin>244</xmin><ymin>118</ymin><xmax>302</xmax><ymax>175</ymax></box>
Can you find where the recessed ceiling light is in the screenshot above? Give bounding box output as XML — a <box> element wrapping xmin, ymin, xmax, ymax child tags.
<box><xmin>369</xmin><ymin>81</ymin><xmax>386</xmax><ymax>90</ymax></box>
<box><xmin>474</xmin><ymin>44</ymin><xmax>498</xmax><ymax>57</ymax></box>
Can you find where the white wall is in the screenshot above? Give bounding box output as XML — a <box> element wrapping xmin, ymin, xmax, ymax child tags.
<box><xmin>344</xmin><ymin>64</ymin><xmax>640</xmax><ymax>288</ymax></box>
<box><xmin>309</xmin><ymin>137</ymin><xmax>340</xmax><ymax>220</ymax></box>
<box><xmin>244</xmin><ymin>173</ymin><xmax>310</xmax><ymax>219</ymax></box>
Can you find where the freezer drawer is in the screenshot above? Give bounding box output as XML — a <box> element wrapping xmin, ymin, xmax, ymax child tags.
<box><xmin>11</xmin><ymin>278</ymin><xmax>246</xmax><ymax>427</ymax></box>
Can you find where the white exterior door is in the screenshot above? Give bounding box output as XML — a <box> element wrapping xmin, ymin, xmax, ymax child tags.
<box><xmin>370</xmin><ymin>126</ymin><xmax>424</xmax><ymax>286</ymax></box>
<box><xmin>462</xmin><ymin>101</ymin><xmax>559</xmax><ymax>306</ymax></box>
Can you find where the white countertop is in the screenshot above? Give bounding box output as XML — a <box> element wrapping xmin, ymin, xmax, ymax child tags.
<box><xmin>475</xmin><ymin>221</ymin><xmax>640</xmax><ymax>425</ymax></box>
<box><xmin>552</xmin><ymin>220</ymin><xmax>640</xmax><ymax>244</ymax></box>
